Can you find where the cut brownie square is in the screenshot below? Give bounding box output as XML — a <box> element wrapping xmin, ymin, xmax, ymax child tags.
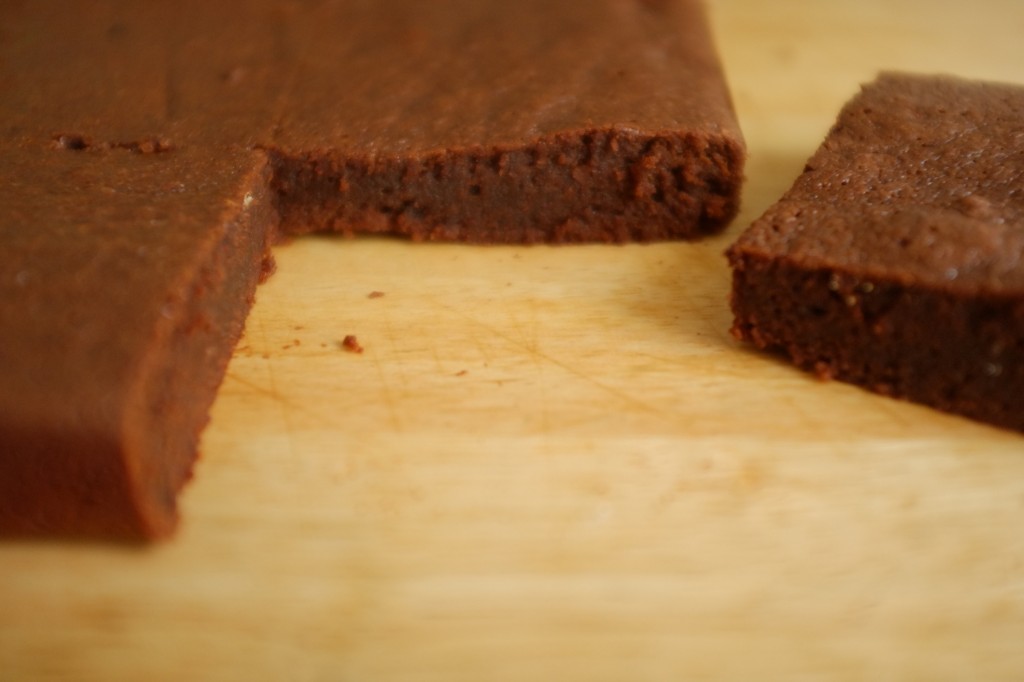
<box><xmin>727</xmin><ymin>73</ymin><xmax>1024</xmax><ymax>432</ymax></box>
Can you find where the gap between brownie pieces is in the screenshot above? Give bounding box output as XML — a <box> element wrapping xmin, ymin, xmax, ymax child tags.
<box><xmin>258</xmin><ymin>128</ymin><xmax>745</xmax><ymax>245</ymax></box>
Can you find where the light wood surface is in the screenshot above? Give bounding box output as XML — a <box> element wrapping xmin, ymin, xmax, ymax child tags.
<box><xmin>4</xmin><ymin>2</ymin><xmax>1024</xmax><ymax>680</ymax></box>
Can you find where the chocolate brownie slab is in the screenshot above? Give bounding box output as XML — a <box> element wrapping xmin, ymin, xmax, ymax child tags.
<box><xmin>268</xmin><ymin>0</ymin><xmax>745</xmax><ymax>242</ymax></box>
<box><xmin>0</xmin><ymin>0</ymin><xmax>743</xmax><ymax>539</ymax></box>
<box><xmin>728</xmin><ymin>73</ymin><xmax>1024</xmax><ymax>432</ymax></box>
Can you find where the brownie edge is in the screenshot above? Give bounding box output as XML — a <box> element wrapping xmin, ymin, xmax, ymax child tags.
<box><xmin>727</xmin><ymin>73</ymin><xmax>1024</xmax><ymax>432</ymax></box>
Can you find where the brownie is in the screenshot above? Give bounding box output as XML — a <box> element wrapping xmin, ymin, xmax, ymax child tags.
<box><xmin>727</xmin><ymin>73</ymin><xmax>1024</xmax><ymax>432</ymax></box>
<box><xmin>267</xmin><ymin>0</ymin><xmax>745</xmax><ymax>242</ymax></box>
<box><xmin>0</xmin><ymin>0</ymin><xmax>744</xmax><ymax>540</ymax></box>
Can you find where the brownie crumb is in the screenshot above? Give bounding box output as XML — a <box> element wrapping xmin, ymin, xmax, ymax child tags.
<box><xmin>51</xmin><ymin>133</ymin><xmax>174</xmax><ymax>154</ymax></box>
<box><xmin>52</xmin><ymin>133</ymin><xmax>92</xmax><ymax>151</ymax></box>
<box><xmin>340</xmin><ymin>335</ymin><xmax>364</xmax><ymax>353</ymax></box>
<box><xmin>118</xmin><ymin>137</ymin><xmax>174</xmax><ymax>154</ymax></box>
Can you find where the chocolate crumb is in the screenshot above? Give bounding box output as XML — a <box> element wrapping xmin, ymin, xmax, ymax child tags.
<box><xmin>52</xmin><ymin>133</ymin><xmax>92</xmax><ymax>151</ymax></box>
<box><xmin>121</xmin><ymin>137</ymin><xmax>174</xmax><ymax>154</ymax></box>
<box><xmin>51</xmin><ymin>133</ymin><xmax>174</xmax><ymax>154</ymax></box>
<box><xmin>341</xmin><ymin>335</ymin><xmax>364</xmax><ymax>353</ymax></box>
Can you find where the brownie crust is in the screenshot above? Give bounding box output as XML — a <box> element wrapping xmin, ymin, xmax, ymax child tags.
<box><xmin>728</xmin><ymin>73</ymin><xmax>1024</xmax><ymax>432</ymax></box>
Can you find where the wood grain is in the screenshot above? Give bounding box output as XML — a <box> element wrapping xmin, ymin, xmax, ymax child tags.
<box><xmin>4</xmin><ymin>1</ymin><xmax>1024</xmax><ymax>680</ymax></box>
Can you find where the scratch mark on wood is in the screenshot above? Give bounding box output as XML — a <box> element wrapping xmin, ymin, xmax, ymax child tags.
<box><xmin>222</xmin><ymin>371</ymin><xmax>337</xmax><ymax>428</ymax></box>
<box><xmin>255</xmin><ymin>313</ymin><xmax>300</xmax><ymax>456</ymax></box>
<box><xmin>371</xmin><ymin>346</ymin><xmax>404</xmax><ymax>432</ymax></box>
<box><xmin>429</xmin><ymin>298</ymin><xmax>670</xmax><ymax>419</ymax></box>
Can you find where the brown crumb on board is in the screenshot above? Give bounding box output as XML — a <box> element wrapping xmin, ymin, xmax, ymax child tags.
<box><xmin>341</xmin><ymin>335</ymin><xmax>364</xmax><ymax>353</ymax></box>
<box><xmin>368</xmin><ymin>291</ymin><xmax>385</xmax><ymax>299</ymax></box>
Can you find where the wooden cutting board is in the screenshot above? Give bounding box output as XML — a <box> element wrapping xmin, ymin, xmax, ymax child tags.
<box><xmin>3</xmin><ymin>1</ymin><xmax>1024</xmax><ymax>679</ymax></box>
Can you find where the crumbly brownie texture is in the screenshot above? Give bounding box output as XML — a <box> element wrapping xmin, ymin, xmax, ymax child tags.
<box><xmin>728</xmin><ymin>73</ymin><xmax>1024</xmax><ymax>432</ymax></box>
<box><xmin>0</xmin><ymin>0</ymin><xmax>744</xmax><ymax>540</ymax></box>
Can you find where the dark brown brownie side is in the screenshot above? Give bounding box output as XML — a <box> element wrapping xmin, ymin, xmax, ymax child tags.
<box><xmin>269</xmin><ymin>131</ymin><xmax>742</xmax><ymax>244</ymax></box>
<box><xmin>728</xmin><ymin>73</ymin><xmax>1024</xmax><ymax>432</ymax></box>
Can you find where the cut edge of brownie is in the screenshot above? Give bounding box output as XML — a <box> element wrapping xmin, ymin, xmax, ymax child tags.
<box><xmin>120</xmin><ymin>157</ymin><xmax>279</xmax><ymax>540</ymax></box>
<box><xmin>266</xmin><ymin>127</ymin><xmax>745</xmax><ymax>244</ymax></box>
<box><xmin>728</xmin><ymin>250</ymin><xmax>1024</xmax><ymax>432</ymax></box>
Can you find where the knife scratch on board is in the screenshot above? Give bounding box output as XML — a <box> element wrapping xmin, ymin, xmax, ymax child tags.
<box><xmin>428</xmin><ymin>297</ymin><xmax>671</xmax><ymax>419</ymax></box>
